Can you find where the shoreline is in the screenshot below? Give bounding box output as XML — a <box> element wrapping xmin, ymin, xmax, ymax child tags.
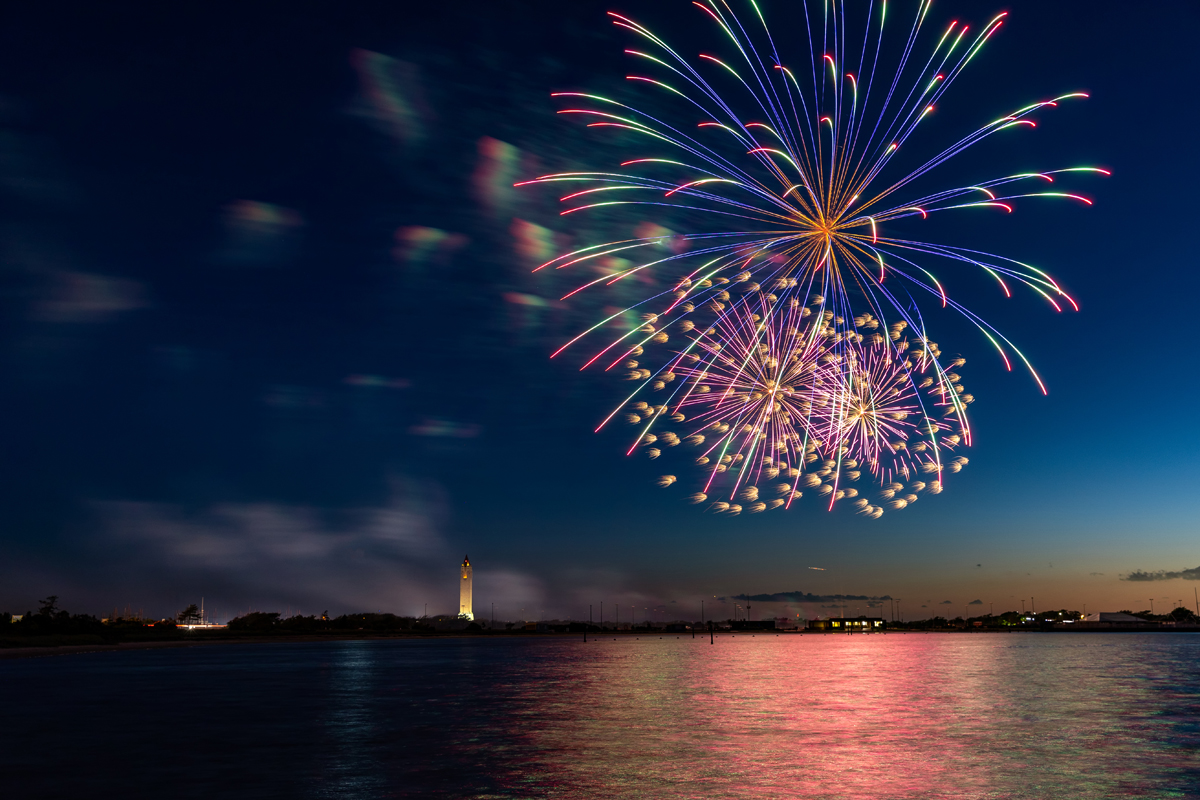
<box><xmin>2</xmin><ymin>626</ymin><xmax>1195</xmax><ymax>661</ymax></box>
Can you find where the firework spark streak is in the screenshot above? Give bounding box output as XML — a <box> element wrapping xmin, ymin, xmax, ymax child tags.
<box><xmin>521</xmin><ymin>0</ymin><xmax>1103</xmax><ymax>515</ymax></box>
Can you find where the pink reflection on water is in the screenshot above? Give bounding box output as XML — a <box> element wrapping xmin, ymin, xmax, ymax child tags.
<box><xmin>496</xmin><ymin>634</ymin><xmax>1200</xmax><ymax>799</ymax></box>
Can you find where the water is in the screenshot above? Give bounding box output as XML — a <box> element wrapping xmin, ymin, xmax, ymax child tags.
<box><xmin>3</xmin><ymin>633</ymin><xmax>1199</xmax><ymax>799</ymax></box>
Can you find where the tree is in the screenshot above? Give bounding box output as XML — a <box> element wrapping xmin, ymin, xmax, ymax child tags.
<box><xmin>38</xmin><ymin>595</ymin><xmax>59</xmax><ymax>617</ymax></box>
<box><xmin>177</xmin><ymin>604</ymin><xmax>201</xmax><ymax>624</ymax></box>
<box><xmin>227</xmin><ymin>612</ymin><xmax>281</xmax><ymax>631</ymax></box>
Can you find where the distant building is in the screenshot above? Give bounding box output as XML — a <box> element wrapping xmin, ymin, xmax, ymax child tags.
<box><xmin>807</xmin><ymin>616</ymin><xmax>885</xmax><ymax>632</ymax></box>
<box><xmin>1078</xmin><ymin>612</ymin><xmax>1150</xmax><ymax>627</ymax></box>
<box><xmin>731</xmin><ymin>620</ymin><xmax>775</xmax><ymax>631</ymax></box>
<box><xmin>1084</xmin><ymin>612</ymin><xmax>1144</xmax><ymax>623</ymax></box>
<box><xmin>459</xmin><ymin>554</ymin><xmax>473</xmax><ymax>621</ymax></box>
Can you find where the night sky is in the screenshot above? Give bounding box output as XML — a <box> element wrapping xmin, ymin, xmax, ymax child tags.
<box><xmin>0</xmin><ymin>1</ymin><xmax>1196</xmax><ymax>623</ymax></box>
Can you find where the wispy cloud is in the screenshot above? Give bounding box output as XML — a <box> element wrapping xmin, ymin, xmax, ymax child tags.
<box><xmin>37</xmin><ymin>271</ymin><xmax>148</xmax><ymax>323</ymax></box>
<box><xmin>725</xmin><ymin>591</ymin><xmax>892</xmax><ymax>603</ymax></box>
<box><xmin>1121</xmin><ymin>567</ymin><xmax>1200</xmax><ymax>582</ymax></box>
<box><xmin>92</xmin><ymin>486</ymin><xmax>450</xmax><ymax>616</ymax></box>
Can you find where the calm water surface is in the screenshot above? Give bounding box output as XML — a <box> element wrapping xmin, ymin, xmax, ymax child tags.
<box><xmin>3</xmin><ymin>633</ymin><xmax>1199</xmax><ymax>799</ymax></box>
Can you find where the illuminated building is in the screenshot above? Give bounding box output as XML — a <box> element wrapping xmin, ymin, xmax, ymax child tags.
<box><xmin>807</xmin><ymin>617</ymin><xmax>885</xmax><ymax>632</ymax></box>
<box><xmin>459</xmin><ymin>555</ymin><xmax>473</xmax><ymax>620</ymax></box>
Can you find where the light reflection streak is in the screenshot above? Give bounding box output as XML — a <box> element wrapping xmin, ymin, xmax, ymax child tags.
<box><xmin>494</xmin><ymin>635</ymin><xmax>1200</xmax><ymax>798</ymax></box>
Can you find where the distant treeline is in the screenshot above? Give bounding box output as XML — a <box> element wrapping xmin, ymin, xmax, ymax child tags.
<box><xmin>889</xmin><ymin>609</ymin><xmax>1086</xmax><ymax>629</ymax></box>
<box><xmin>0</xmin><ymin>595</ymin><xmax>148</xmax><ymax>647</ymax></box>
<box><xmin>2</xmin><ymin>595</ymin><xmax>108</xmax><ymax>637</ymax></box>
<box><xmin>0</xmin><ymin>596</ymin><xmax>434</xmax><ymax>648</ymax></box>
<box><xmin>226</xmin><ymin>612</ymin><xmax>423</xmax><ymax>633</ymax></box>
<box><xmin>889</xmin><ymin>607</ymin><xmax>1200</xmax><ymax>629</ymax></box>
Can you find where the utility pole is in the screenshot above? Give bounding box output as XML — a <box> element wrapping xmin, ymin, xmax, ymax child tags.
<box><xmin>1150</xmin><ymin>599</ymin><xmax>1154</xmax><ymax>615</ymax></box>
<box><xmin>1031</xmin><ymin>597</ymin><xmax>1035</xmax><ymax>616</ymax></box>
<box><xmin>1021</xmin><ymin>599</ymin><xmax>1025</xmax><ymax>614</ymax></box>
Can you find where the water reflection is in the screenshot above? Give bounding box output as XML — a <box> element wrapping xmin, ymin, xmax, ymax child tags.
<box><xmin>317</xmin><ymin>641</ymin><xmax>386</xmax><ymax>797</ymax></box>
<box><xmin>490</xmin><ymin>634</ymin><xmax>1200</xmax><ymax>799</ymax></box>
<box><xmin>2</xmin><ymin>634</ymin><xmax>1198</xmax><ymax>799</ymax></box>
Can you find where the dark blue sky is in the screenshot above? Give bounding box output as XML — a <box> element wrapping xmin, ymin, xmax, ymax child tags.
<box><xmin>0</xmin><ymin>1</ymin><xmax>1195</xmax><ymax>622</ymax></box>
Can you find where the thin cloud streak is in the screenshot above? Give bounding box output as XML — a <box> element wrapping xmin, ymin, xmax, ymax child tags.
<box><xmin>1122</xmin><ymin>567</ymin><xmax>1200</xmax><ymax>582</ymax></box>
<box><xmin>724</xmin><ymin>591</ymin><xmax>893</xmax><ymax>603</ymax></box>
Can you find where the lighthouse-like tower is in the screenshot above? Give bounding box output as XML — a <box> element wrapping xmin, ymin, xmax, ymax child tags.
<box><xmin>459</xmin><ymin>555</ymin><xmax>473</xmax><ymax>620</ymax></box>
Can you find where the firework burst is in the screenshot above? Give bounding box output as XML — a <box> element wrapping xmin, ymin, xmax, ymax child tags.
<box><xmin>628</xmin><ymin>291</ymin><xmax>968</xmax><ymax>516</ymax></box>
<box><xmin>521</xmin><ymin>0</ymin><xmax>1101</xmax><ymax>514</ymax></box>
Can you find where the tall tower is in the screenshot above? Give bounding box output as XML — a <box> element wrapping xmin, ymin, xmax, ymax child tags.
<box><xmin>459</xmin><ymin>555</ymin><xmax>473</xmax><ymax>620</ymax></box>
